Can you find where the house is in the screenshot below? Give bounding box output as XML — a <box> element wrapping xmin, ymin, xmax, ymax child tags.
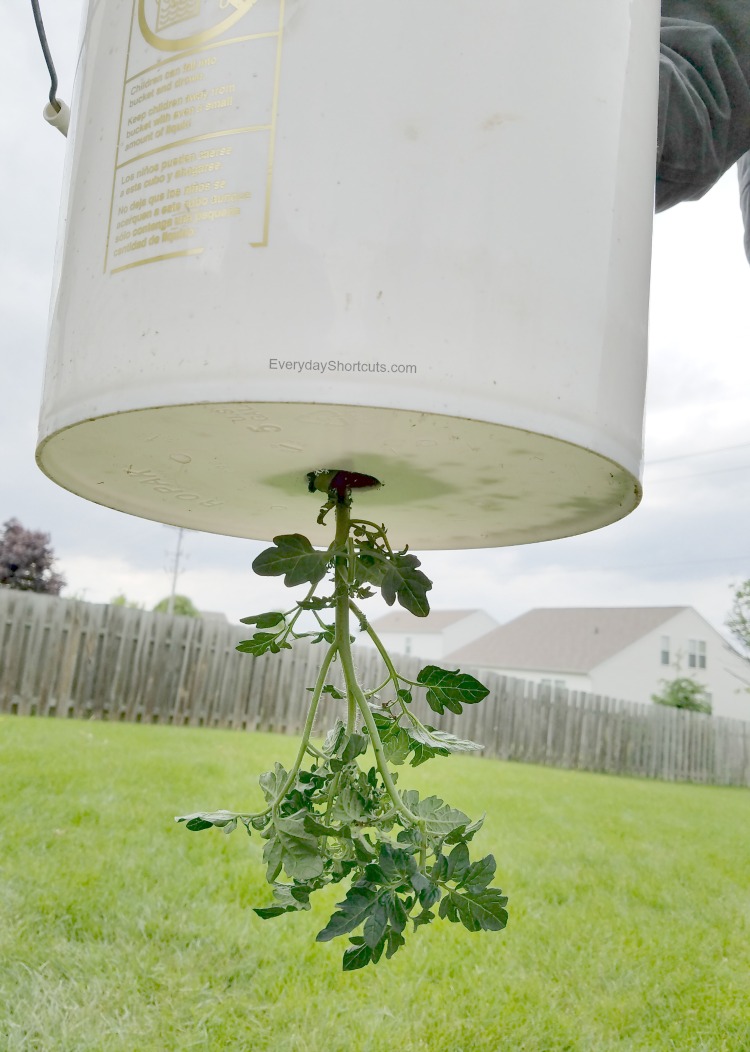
<box><xmin>445</xmin><ymin>606</ymin><xmax>750</xmax><ymax>721</ymax></box>
<box><xmin>356</xmin><ymin>608</ymin><xmax>498</xmax><ymax>660</ymax></box>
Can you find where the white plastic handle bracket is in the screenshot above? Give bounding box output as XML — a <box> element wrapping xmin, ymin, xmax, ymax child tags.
<box><xmin>43</xmin><ymin>98</ymin><xmax>70</xmax><ymax>137</ymax></box>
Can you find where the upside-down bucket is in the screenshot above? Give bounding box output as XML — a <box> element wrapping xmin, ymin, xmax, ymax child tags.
<box><xmin>37</xmin><ymin>0</ymin><xmax>659</xmax><ymax>548</ymax></box>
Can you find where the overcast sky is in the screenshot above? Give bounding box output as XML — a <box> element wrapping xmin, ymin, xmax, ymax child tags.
<box><xmin>4</xmin><ymin>4</ymin><xmax>750</xmax><ymax>637</ymax></box>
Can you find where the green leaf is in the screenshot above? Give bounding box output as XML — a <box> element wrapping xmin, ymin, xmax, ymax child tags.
<box><xmin>341</xmin><ymin>733</ymin><xmax>368</xmax><ymax>764</ymax></box>
<box><xmin>175</xmin><ymin>809</ymin><xmax>240</xmax><ymax>831</ymax></box>
<box><xmin>400</xmin><ymin>791</ymin><xmax>470</xmax><ymax>837</ymax></box>
<box><xmin>445</xmin><ymin>814</ymin><xmax>485</xmax><ymax>844</ymax></box>
<box><xmin>446</xmin><ymin>842</ymin><xmax>470</xmax><ymax>883</ymax></box>
<box><xmin>310</xmin><ymin>625</ymin><xmax>336</xmax><ymax>645</ymax></box>
<box><xmin>303</xmin><ymin>814</ymin><xmax>344</xmax><ymax>838</ymax></box>
<box><xmin>408</xmin><ymin>740</ymin><xmax>450</xmax><ymax>768</ymax></box>
<box><xmin>354</xmin><ymin>837</ymin><xmax>377</xmax><ymax>863</ymax></box>
<box><xmin>379</xmin><ymin>552</ymin><xmax>432</xmax><ymax>617</ymax></box>
<box><xmin>259</xmin><ymin>762</ymin><xmax>288</xmax><ymax>803</ymax></box>
<box><xmin>460</xmin><ymin>854</ymin><xmax>497</xmax><ymax>892</ymax></box>
<box><xmin>273</xmin><ymin>814</ymin><xmax>326</xmax><ymax>881</ymax></box>
<box><xmin>438</xmin><ymin>886</ymin><xmax>509</xmax><ymax>932</ymax></box>
<box><xmin>385</xmin><ymin>892</ymin><xmax>409</xmax><ymax>933</ymax></box>
<box><xmin>252</xmin><ymin>534</ymin><xmax>330</xmax><ymax>588</ymax></box>
<box><xmin>183</xmin><ymin>816</ymin><xmax>213</xmax><ymax>831</ymax></box>
<box><xmin>385</xmin><ymin>929</ymin><xmax>406</xmax><ymax>959</ymax></box>
<box><xmin>355</xmin><ymin>547</ymin><xmax>432</xmax><ymax>617</ymax></box>
<box><xmin>342</xmin><ymin>938</ymin><xmax>373</xmax><ymax>971</ymax></box>
<box><xmin>263</xmin><ymin>835</ymin><xmax>283</xmax><ymax>882</ymax></box>
<box><xmin>316</xmin><ymin>885</ymin><xmax>378</xmax><ymax>942</ymax></box>
<box><xmin>308</xmin><ymin>682</ymin><xmax>345</xmax><ymax>700</ymax></box>
<box><xmin>363</xmin><ymin>897</ymin><xmax>389</xmax><ymax>948</ymax></box>
<box><xmin>330</xmin><ymin>786</ymin><xmax>369</xmax><ymax>824</ymax></box>
<box><xmin>253</xmin><ymin>882</ymin><xmax>313</xmax><ymax>919</ymax></box>
<box><xmin>239</xmin><ymin>611</ymin><xmax>286</xmax><ymax>629</ymax></box>
<box><xmin>372</xmin><ymin>713</ymin><xmax>411</xmax><ymax>765</ymax></box>
<box><xmin>297</xmin><ymin>595</ymin><xmax>335</xmax><ymax>610</ymax></box>
<box><xmin>407</xmin><ymin>726</ymin><xmax>484</xmax><ymax>755</ymax></box>
<box><xmin>412</xmin><ymin>909</ymin><xmax>436</xmax><ymax>930</ymax></box>
<box><xmin>416</xmin><ymin>666</ymin><xmax>490</xmax><ymax>715</ymax></box>
<box><xmin>417</xmin><ymin>882</ymin><xmax>441</xmax><ymax>911</ymax></box>
<box><xmin>236</xmin><ymin>632</ymin><xmax>287</xmax><ymax>657</ymax></box>
<box><xmin>431</xmin><ymin>854</ymin><xmax>449</xmax><ymax>882</ymax></box>
<box><xmin>322</xmin><ymin>721</ymin><xmax>346</xmax><ymax>756</ymax></box>
<box><xmin>376</xmin><ymin>843</ymin><xmax>417</xmax><ymax>883</ymax></box>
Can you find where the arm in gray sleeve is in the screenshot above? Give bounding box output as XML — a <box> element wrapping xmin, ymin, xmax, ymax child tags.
<box><xmin>738</xmin><ymin>152</ymin><xmax>750</xmax><ymax>261</ymax></box>
<box><xmin>657</xmin><ymin>1</ymin><xmax>750</xmax><ymax>211</ymax></box>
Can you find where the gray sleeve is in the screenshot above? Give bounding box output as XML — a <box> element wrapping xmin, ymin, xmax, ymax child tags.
<box><xmin>657</xmin><ymin>2</ymin><xmax>750</xmax><ymax>211</ymax></box>
<box><xmin>738</xmin><ymin>152</ymin><xmax>750</xmax><ymax>262</ymax></box>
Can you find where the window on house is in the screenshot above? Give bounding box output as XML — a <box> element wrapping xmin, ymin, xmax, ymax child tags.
<box><xmin>404</xmin><ymin>636</ymin><xmax>412</xmax><ymax>655</ymax></box>
<box><xmin>688</xmin><ymin>639</ymin><xmax>707</xmax><ymax>669</ymax></box>
<box><xmin>660</xmin><ymin>635</ymin><xmax>670</xmax><ymax>665</ymax></box>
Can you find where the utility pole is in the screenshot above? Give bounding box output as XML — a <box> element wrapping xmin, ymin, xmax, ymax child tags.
<box><xmin>166</xmin><ymin>528</ymin><xmax>185</xmax><ymax>616</ymax></box>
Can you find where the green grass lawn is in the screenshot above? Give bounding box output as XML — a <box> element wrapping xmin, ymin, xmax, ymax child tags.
<box><xmin>1</xmin><ymin>716</ymin><xmax>749</xmax><ymax>1052</ymax></box>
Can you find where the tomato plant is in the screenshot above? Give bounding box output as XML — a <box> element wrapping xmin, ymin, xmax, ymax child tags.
<box><xmin>178</xmin><ymin>471</ymin><xmax>508</xmax><ymax>969</ymax></box>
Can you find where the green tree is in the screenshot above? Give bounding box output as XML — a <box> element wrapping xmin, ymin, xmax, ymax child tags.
<box><xmin>111</xmin><ymin>594</ymin><xmax>143</xmax><ymax>609</ymax></box>
<box><xmin>153</xmin><ymin>594</ymin><xmax>200</xmax><ymax>617</ymax></box>
<box><xmin>726</xmin><ymin>580</ymin><xmax>750</xmax><ymax>655</ymax></box>
<box><xmin>651</xmin><ymin>676</ymin><xmax>712</xmax><ymax>714</ymax></box>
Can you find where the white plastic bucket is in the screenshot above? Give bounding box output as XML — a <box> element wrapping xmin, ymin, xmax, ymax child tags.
<box><xmin>37</xmin><ymin>0</ymin><xmax>659</xmax><ymax>549</ymax></box>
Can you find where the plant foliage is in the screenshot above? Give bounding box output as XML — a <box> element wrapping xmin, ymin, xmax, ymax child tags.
<box><xmin>153</xmin><ymin>594</ymin><xmax>200</xmax><ymax>617</ymax></box>
<box><xmin>0</xmin><ymin>518</ymin><xmax>65</xmax><ymax>595</ymax></box>
<box><xmin>177</xmin><ymin>484</ymin><xmax>506</xmax><ymax>969</ymax></box>
<box><xmin>726</xmin><ymin>580</ymin><xmax>750</xmax><ymax>656</ymax></box>
<box><xmin>651</xmin><ymin>676</ymin><xmax>712</xmax><ymax>714</ymax></box>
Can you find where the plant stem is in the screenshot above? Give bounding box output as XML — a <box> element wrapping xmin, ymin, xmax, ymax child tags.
<box><xmin>333</xmin><ymin>501</ymin><xmax>358</xmax><ymax>735</ymax></box>
<box><xmin>272</xmin><ymin>641</ymin><xmax>336</xmax><ymax>814</ymax></box>
<box><xmin>333</xmin><ymin>504</ymin><xmax>420</xmax><ymax>827</ymax></box>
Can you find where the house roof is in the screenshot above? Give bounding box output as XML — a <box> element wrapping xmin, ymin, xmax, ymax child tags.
<box><xmin>368</xmin><ymin>609</ymin><xmax>482</xmax><ymax>634</ymax></box>
<box><xmin>446</xmin><ymin>607</ymin><xmax>688</xmax><ymax>673</ymax></box>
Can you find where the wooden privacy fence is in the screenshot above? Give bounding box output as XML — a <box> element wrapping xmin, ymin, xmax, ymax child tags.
<box><xmin>1</xmin><ymin>589</ymin><xmax>749</xmax><ymax>787</ymax></box>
